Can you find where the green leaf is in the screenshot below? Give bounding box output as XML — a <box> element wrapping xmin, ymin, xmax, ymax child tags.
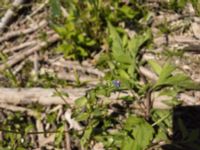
<box><xmin>52</xmin><ymin>25</ymin><xmax>68</xmax><ymax>38</ymax></box>
<box><xmin>128</xmin><ymin>29</ymin><xmax>151</xmax><ymax>58</ymax></box>
<box><xmin>121</xmin><ymin>136</ymin><xmax>135</xmax><ymax>150</ymax></box>
<box><xmin>118</xmin><ymin>69</ymin><xmax>130</xmax><ymax>80</ymax></box>
<box><xmin>128</xmin><ymin>30</ymin><xmax>151</xmax><ymax>74</ymax></box>
<box><xmin>148</xmin><ymin>60</ymin><xmax>162</xmax><ymax>75</ymax></box>
<box><xmin>108</xmin><ymin>22</ymin><xmax>132</xmax><ymax>64</ymax></box>
<box><xmin>132</xmin><ymin>122</ymin><xmax>154</xmax><ymax>150</ymax></box>
<box><xmin>124</xmin><ymin>116</ymin><xmax>144</xmax><ymax>131</ymax></box>
<box><xmin>81</xmin><ymin>126</ymin><xmax>93</xmax><ymax>147</ymax></box>
<box><xmin>191</xmin><ymin>0</ymin><xmax>200</xmax><ymax>15</ymax></box>
<box><xmin>156</xmin><ymin>63</ymin><xmax>176</xmax><ymax>86</ymax></box>
<box><xmin>80</xmin><ymin>119</ymin><xmax>99</xmax><ymax>147</ymax></box>
<box><xmin>124</xmin><ymin>116</ymin><xmax>154</xmax><ymax>150</ymax></box>
<box><xmin>155</xmin><ymin>72</ymin><xmax>200</xmax><ymax>90</ymax></box>
<box><xmin>164</xmin><ymin>74</ymin><xmax>200</xmax><ymax>90</ymax></box>
<box><xmin>47</xmin><ymin>113</ymin><xmax>57</xmax><ymax>123</ymax></box>
<box><xmin>55</xmin><ymin>124</ymin><xmax>65</xmax><ymax>146</ymax></box>
<box><xmin>112</xmin><ymin>51</ymin><xmax>133</xmax><ymax>64</ymax></box>
<box><xmin>119</xmin><ymin>5</ymin><xmax>138</xmax><ymax>19</ymax></box>
<box><xmin>75</xmin><ymin>112</ymin><xmax>90</xmax><ymax>121</ymax></box>
<box><xmin>152</xmin><ymin>109</ymin><xmax>172</xmax><ymax>129</ymax></box>
<box><xmin>155</xmin><ymin>128</ymin><xmax>168</xmax><ymax>141</ymax></box>
<box><xmin>75</xmin><ymin>97</ymin><xmax>88</xmax><ymax>108</ymax></box>
<box><xmin>49</xmin><ymin>0</ymin><xmax>62</xmax><ymax>18</ymax></box>
<box><xmin>108</xmin><ymin>22</ymin><xmax>124</xmax><ymax>54</ymax></box>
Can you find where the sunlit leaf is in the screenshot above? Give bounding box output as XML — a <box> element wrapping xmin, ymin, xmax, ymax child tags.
<box><xmin>156</xmin><ymin>63</ymin><xmax>176</xmax><ymax>86</ymax></box>
<box><xmin>75</xmin><ymin>97</ymin><xmax>88</xmax><ymax>108</ymax></box>
<box><xmin>148</xmin><ymin>60</ymin><xmax>162</xmax><ymax>75</ymax></box>
<box><xmin>75</xmin><ymin>112</ymin><xmax>90</xmax><ymax>121</ymax></box>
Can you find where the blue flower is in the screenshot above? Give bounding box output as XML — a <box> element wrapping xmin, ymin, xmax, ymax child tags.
<box><xmin>112</xmin><ymin>80</ymin><xmax>120</xmax><ymax>88</ymax></box>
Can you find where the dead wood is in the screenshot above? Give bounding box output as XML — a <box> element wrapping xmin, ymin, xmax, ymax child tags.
<box><xmin>0</xmin><ymin>88</ymin><xmax>88</xmax><ymax>105</ymax></box>
<box><xmin>0</xmin><ymin>0</ymin><xmax>28</xmax><ymax>32</ymax></box>
<box><xmin>0</xmin><ymin>87</ymin><xmax>197</xmax><ymax>109</ymax></box>
<box><xmin>0</xmin><ymin>103</ymin><xmax>38</xmax><ymax>117</ymax></box>
<box><xmin>0</xmin><ymin>33</ymin><xmax>59</xmax><ymax>70</ymax></box>
<box><xmin>0</xmin><ymin>20</ymin><xmax>47</xmax><ymax>43</ymax></box>
<box><xmin>3</xmin><ymin>40</ymin><xmax>38</xmax><ymax>54</ymax></box>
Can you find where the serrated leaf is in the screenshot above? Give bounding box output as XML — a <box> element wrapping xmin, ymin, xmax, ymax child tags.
<box><xmin>128</xmin><ymin>29</ymin><xmax>151</xmax><ymax>58</ymax></box>
<box><xmin>124</xmin><ymin>116</ymin><xmax>154</xmax><ymax>150</ymax></box>
<box><xmin>132</xmin><ymin>123</ymin><xmax>154</xmax><ymax>150</ymax></box>
<box><xmin>124</xmin><ymin>116</ymin><xmax>145</xmax><ymax>131</ymax></box>
<box><xmin>164</xmin><ymin>74</ymin><xmax>200</xmax><ymax>90</ymax></box>
<box><xmin>156</xmin><ymin>63</ymin><xmax>176</xmax><ymax>86</ymax></box>
<box><xmin>121</xmin><ymin>136</ymin><xmax>135</xmax><ymax>150</ymax></box>
<box><xmin>112</xmin><ymin>51</ymin><xmax>133</xmax><ymax>64</ymax></box>
<box><xmin>128</xmin><ymin>30</ymin><xmax>151</xmax><ymax>74</ymax></box>
<box><xmin>108</xmin><ymin>22</ymin><xmax>132</xmax><ymax>64</ymax></box>
<box><xmin>108</xmin><ymin>22</ymin><xmax>124</xmax><ymax>54</ymax></box>
<box><xmin>148</xmin><ymin>60</ymin><xmax>162</xmax><ymax>75</ymax></box>
<box><xmin>156</xmin><ymin>73</ymin><xmax>200</xmax><ymax>90</ymax></box>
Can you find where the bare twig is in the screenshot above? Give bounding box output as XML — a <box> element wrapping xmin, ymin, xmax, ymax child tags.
<box><xmin>64</xmin><ymin>109</ymin><xmax>83</xmax><ymax>130</ymax></box>
<box><xmin>64</xmin><ymin>123</ymin><xmax>71</xmax><ymax>150</ymax></box>
<box><xmin>49</xmin><ymin>59</ymin><xmax>105</xmax><ymax>77</ymax></box>
<box><xmin>0</xmin><ymin>88</ymin><xmax>88</xmax><ymax>105</ymax></box>
<box><xmin>154</xmin><ymin>35</ymin><xmax>200</xmax><ymax>51</ymax></box>
<box><xmin>36</xmin><ymin>119</ymin><xmax>45</xmax><ymax>147</ymax></box>
<box><xmin>2</xmin><ymin>40</ymin><xmax>37</xmax><ymax>53</ymax></box>
<box><xmin>0</xmin><ymin>20</ymin><xmax>47</xmax><ymax>43</ymax></box>
<box><xmin>0</xmin><ymin>0</ymin><xmax>27</xmax><ymax>32</ymax></box>
<box><xmin>22</xmin><ymin>0</ymin><xmax>49</xmax><ymax>24</ymax></box>
<box><xmin>13</xmin><ymin>60</ymin><xmax>26</xmax><ymax>74</ymax></box>
<box><xmin>0</xmin><ymin>33</ymin><xmax>59</xmax><ymax>70</ymax></box>
<box><xmin>0</xmin><ymin>103</ymin><xmax>39</xmax><ymax>117</ymax></box>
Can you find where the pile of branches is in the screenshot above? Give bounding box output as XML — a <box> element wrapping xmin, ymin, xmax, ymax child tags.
<box><xmin>0</xmin><ymin>0</ymin><xmax>200</xmax><ymax>149</ymax></box>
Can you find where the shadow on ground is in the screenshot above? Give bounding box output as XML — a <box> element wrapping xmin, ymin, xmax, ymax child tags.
<box><xmin>162</xmin><ymin>106</ymin><xmax>200</xmax><ymax>150</ymax></box>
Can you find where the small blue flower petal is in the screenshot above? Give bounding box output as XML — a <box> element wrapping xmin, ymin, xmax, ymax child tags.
<box><xmin>112</xmin><ymin>80</ymin><xmax>120</xmax><ymax>88</ymax></box>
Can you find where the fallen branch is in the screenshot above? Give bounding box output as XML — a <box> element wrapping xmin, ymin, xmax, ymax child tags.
<box><xmin>0</xmin><ymin>87</ymin><xmax>195</xmax><ymax>109</ymax></box>
<box><xmin>41</xmin><ymin>67</ymin><xmax>100</xmax><ymax>86</ymax></box>
<box><xmin>49</xmin><ymin>59</ymin><xmax>104</xmax><ymax>77</ymax></box>
<box><xmin>0</xmin><ymin>33</ymin><xmax>59</xmax><ymax>70</ymax></box>
<box><xmin>0</xmin><ymin>103</ymin><xmax>38</xmax><ymax>117</ymax></box>
<box><xmin>0</xmin><ymin>88</ymin><xmax>87</xmax><ymax>105</ymax></box>
<box><xmin>0</xmin><ymin>0</ymin><xmax>29</xmax><ymax>32</ymax></box>
<box><xmin>0</xmin><ymin>20</ymin><xmax>47</xmax><ymax>43</ymax></box>
<box><xmin>154</xmin><ymin>35</ymin><xmax>200</xmax><ymax>51</ymax></box>
<box><xmin>3</xmin><ymin>40</ymin><xmax>37</xmax><ymax>54</ymax></box>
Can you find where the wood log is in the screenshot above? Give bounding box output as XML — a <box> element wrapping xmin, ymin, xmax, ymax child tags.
<box><xmin>0</xmin><ymin>88</ymin><xmax>87</xmax><ymax>105</ymax></box>
<box><xmin>0</xmin><ymin>87</ymin><xmax>197</xmax><ymax>109</ymax></box>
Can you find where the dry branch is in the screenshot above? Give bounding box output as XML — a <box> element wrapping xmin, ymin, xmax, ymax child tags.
<box><xmin>0</xmin><ymin>103</ymin><xmax>38</xmax><ymax>117</ymax></box>
<box><xmin>0</xmin><ymin>20</ymin><xmax>47</xmax><ymax>43</ymax></box>
<box><xmin>0</xmin><ymin>33</ymin><xmax>60</xmax><ymax>70</ymax></box>
<box><xmin>50</xmin><ymin>59</ymin><xmax>104</xmax><ymax>77</ymax></box>
<box><xmin>3</xmin><ymin>40</ymin><xmax>37</xmax><ymax>54</ymax></box>
<box><xmin>0</xmin><ymin>88</ymin><xmax>88</xmax><ymax>105</ymax></box>
<box><xmin>0</xmin><ymin>0</ymin><xmax>28</xmax><ymax>32</ymax></box>
<box><xmin>154</xmin><ymin>35</ymin><xmax>200</xmax><ymax>48</ymax></box>
<box><xmin>0</xmin><ymin>87</ymin><xmax>196</xmax><ymax>109</ymax></box>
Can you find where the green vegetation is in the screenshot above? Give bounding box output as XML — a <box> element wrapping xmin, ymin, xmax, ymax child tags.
<box><xmin>0</xmin><ymin>0</ymin><xmax>200</xmax><ymax>149</ymax></box>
